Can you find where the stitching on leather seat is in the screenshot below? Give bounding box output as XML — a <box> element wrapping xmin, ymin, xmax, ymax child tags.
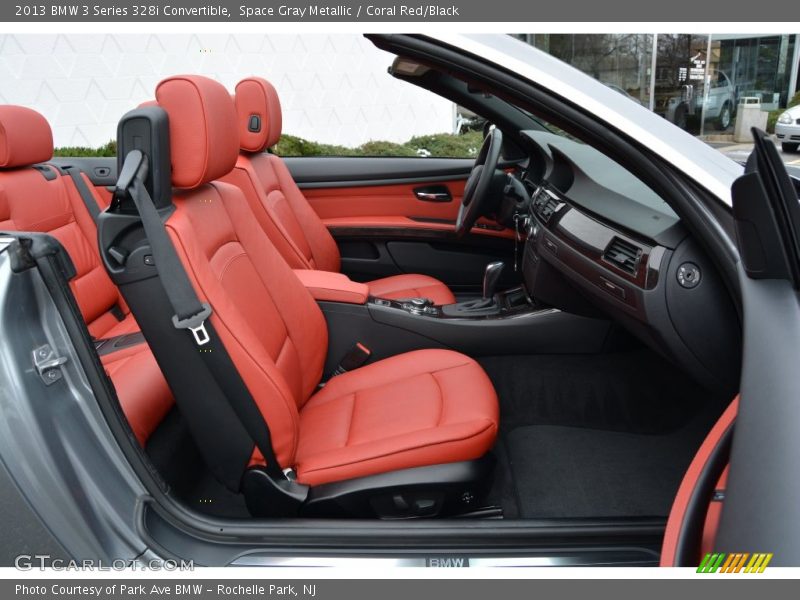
<box><xmin>214</xmin><ymin>244</ymin><xmax>247</xmax><ymax>282</ymax></box>
<box><xmin>430</xmin><ymin>371</ymin><xmax>445</xmax><ymax>427</ymax></box>
<box><xmin>298</xmin><ymin>419</ymin><xmax>497</xmax><ymax>477</ymax></box>
<box><xmin>343</xmin><ymin>392</ymin><xmax>357</xmax><ymax>448</ymax></box>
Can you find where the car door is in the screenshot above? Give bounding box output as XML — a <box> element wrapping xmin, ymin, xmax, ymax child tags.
<box><xmin>284</xmin><ymin>155</ymin><xmax>519</xmax><ymax>295</ymax></box>
<box><xmin>715</xmin><ymin>129</ymin><xmax>800</xmax><ymax>564</ymax></box>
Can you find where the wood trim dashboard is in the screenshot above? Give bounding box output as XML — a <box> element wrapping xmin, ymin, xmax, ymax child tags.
<box><xmin>525</xmin><ymin>183</ymin><xmax>668</xmax><ymax>315</ymax></box>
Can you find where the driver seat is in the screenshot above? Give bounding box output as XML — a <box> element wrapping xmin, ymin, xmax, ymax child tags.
<box><xmin>223</xmin><ymin>76</ymin><xmax>456</xmax><ymax>306</ymax></box>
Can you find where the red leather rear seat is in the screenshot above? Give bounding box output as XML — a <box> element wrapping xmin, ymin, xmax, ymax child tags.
<box><xmin>0</xmin><ymin>105</ymin><xmax>173</xmax><ymax>445</ymax></box>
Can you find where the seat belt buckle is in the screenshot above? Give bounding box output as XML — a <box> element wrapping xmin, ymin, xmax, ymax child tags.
<box><xmin>172</xmin><ymin>303</ymin><xmax>213</xmax><ymax>346</ymax></box>
<box><xmin>332</xmin><ymin>342</ymin><xmax>371</xmax><ymax>376</ymax></box>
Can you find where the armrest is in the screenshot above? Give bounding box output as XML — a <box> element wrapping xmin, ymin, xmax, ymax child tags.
<box><xmin>293</xmin><ymin>270</ymin><xmax>369</xmax><ymax>305</ymax></box>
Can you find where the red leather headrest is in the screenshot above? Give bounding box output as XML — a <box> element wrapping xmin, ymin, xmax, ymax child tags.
<box><xmin>155</xmin><ymin>75</ymin><xmax>239</xmax><ymax>189</ymax></box>
<box><xmin>0</xmin><ymin>106</ymin><xmax>53</xmax><ymax>168</ymax></box>
<box><xmin>235</xmin><ymin>77</ymin><xmax>282</xmax><ymax>152</ymax></box>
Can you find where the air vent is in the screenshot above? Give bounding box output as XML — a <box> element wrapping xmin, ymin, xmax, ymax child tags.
<box><xmin>603</xmin><ymin>237</ymin><xmax>642</xmax><ymax>275</ymax></box>
<box><xmin>533</xmin><ymin>191</ymin><xmax>562</xmax><ymax>223</ymax></box>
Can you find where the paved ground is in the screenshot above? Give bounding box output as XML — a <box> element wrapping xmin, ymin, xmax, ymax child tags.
<box><xmin>706</xmin><ymin>136</ymin><xmax>800</xmax><ymax>166</ymax></box>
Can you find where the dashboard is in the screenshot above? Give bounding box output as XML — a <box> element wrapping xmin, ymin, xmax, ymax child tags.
<box><xmin>512</xmin><ymin>130</ymin><xmax>741</xmax><ymax>394</ymax></box>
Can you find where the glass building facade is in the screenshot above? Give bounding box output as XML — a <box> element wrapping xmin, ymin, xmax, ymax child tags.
<box><xmin>515</xmin><ymin>34</ymin><xmax>800</xmax><ymax>137</ymax></box>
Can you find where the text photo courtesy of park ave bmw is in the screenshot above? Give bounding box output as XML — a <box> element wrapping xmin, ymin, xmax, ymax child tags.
<box><xmin>15</xmin><ymin>584</ymin><xmax>318</xmax><ymax>597</ymax></box>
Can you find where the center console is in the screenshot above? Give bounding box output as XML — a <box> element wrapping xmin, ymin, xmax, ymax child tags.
<box><xmin>372</xmin><ymin>285</ymin><xmax>534</xmax><ymax>319</ymax></box>
<box><xmin>312</xmin><ymin>279</ymin><xmax>612</xmax><ymax>377</ymax></box>
<box><xmin>291</xmin><ymin>259</ymin><xmax>613</xmax><ymax>375</ymax></box>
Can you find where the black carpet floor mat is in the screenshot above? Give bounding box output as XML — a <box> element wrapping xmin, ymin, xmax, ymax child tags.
<box><xmin>504</xmin><ymin>420</ymin><xmax>710</xmax><ymax>518</ymax></box>
<box><xmin>479</xmin><ymin>351</ymin><xmax>714</xmax><ymax>435</ymax></box>
<box><xmin>479</xmin><ymin>351</ymin><xmax>728</xmax><ymax>519</ymax></box>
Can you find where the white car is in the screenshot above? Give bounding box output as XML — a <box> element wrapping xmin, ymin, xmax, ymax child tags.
<box><xmin>775</xmin><ymin>104</ymin><xmax>800</xmax><ymax>153</ymax></box>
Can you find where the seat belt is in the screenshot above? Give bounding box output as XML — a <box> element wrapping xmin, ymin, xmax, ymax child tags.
<box><xmin>65</xmin><ymin>167</ymin><xmax>102</xmax><ymax>224</ymax></box>
<box><xmin>115</xmin><ymin>149</ymin><xmax>288</xmax><ymax>482</ymax></box>
<box><xmin>59</xmin><ymin>165</ymin><xmax>125</xmax><ymax>321</ymax></box>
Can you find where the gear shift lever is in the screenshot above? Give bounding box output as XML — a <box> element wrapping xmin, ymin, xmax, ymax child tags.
<box><xmin>440</xmin><ymin>261</ymin><xmax>506</xmax><ymax>317</ymax></box>
<box><xmin>482</xmin><ymin>261</ymin><xmax>505</xmax><ymax>301</ymax></box>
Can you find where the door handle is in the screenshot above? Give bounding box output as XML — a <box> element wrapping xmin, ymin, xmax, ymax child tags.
<box><xmin>416</xmin><ymin>192</ymin><xmax>451</xmax><ymax>201</ymax></box>
<box><xmin>414</xmin><ymin>186</ymin><xmax>452</xmax><ymax>202</ymax></box>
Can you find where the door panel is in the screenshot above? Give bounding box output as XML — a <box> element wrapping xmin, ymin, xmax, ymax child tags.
<box><xmin>284</xmin><ymin>157</ymin><xmax>514</xmax><ymax>238</ymax></box>
<box><xmin>336</xmin><ymin>239</ymin><xmax>402</xmax><ymax>281</ymax></box>
<box><xmin>302</xmin><ymin>179</ymin><xmax>466</xmax><ymax>221</ymax></box>
<box><xmin>386</xmin><ymin>241</ymin><xmax>517</xmax><ymax>289</ymax></box>
<box><xmin>333</xmin><ymin>229</ymin><xmax>517</xmax><ymax>295</ymax></box>
<box><xmin>284</xmin><ymin>156</ymin><xmax>475</xmax><ymax>186</ymax></box>
<box><xmin>322</xmin><ymin>216</ymin><xmax>512</xmax><ymax>239</ymax></box>
<box><xmin>285</xmin><ymin>156</ymin><xmax>519</xmax><ymax>293</ymax></box>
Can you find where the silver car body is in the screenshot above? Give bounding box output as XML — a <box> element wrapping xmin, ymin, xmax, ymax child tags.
<box><xmin>775</xmin><ymin>104</ymin><xmax>800</xmax><ymax>148</ymax></box>
<box><xmin>665</xmin><ymin>71</ymin><xmax>736</xmax><ymax>128</ymax></box>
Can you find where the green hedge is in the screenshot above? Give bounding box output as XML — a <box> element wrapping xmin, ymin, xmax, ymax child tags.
<box><xmin>273</xmin><ymin>131</ymin><xmax>483</xmax><ymax>158</ymax></box>
<box><xmin>53</xmin><ymin>132</ymin><xmax>483</xmax><ymax>159</ymax></box>
<box><xmin>52</xmin><ymin>140</ymin><xmax>117</xmax><ymax>157</ymax></box>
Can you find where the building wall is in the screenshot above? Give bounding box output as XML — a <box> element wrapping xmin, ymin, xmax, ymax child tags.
<box><xmin>518</xmin><ymin>33</ymin><xmax>799</xmax><ymax>137</ymax></box>
<box><xmin>0</xmin><ymin>34</ymin><xmax>454</xmax><ymax>149</ymax></box>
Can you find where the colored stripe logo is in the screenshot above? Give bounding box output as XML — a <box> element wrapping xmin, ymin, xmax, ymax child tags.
<box><xmin>697</xmin><ymin>552</ymin><xmax>773</xmax><ymax>573</ymax></box>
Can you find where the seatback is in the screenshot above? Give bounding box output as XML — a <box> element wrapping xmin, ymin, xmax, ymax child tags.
<box><xmin>0</xmin><ymin>106</ymin><xmax>128</xmax><ymax>338</ymax></box>
<box><xmin>223</xmin><ymin>77</ymin><xmax>340</xmax><ymax>273</ymax></box>
<box><xmin>154</xmin><ymin>75</ymin><xmax>328</xmax><ymax>468</ymax></box>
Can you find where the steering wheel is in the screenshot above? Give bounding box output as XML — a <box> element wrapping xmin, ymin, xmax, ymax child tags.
<box><xmin>455</xmin><ymin>127</ymin><xmax>503</xmax><ymax>236</ymax></box>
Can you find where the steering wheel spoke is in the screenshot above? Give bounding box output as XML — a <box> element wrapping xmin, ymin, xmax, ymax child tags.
<box><xmin>455</xmin><ymin>128</ymin><xmax>503</xmax><ymax>236</ymax></box>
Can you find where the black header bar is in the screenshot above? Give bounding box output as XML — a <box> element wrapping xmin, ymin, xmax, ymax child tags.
<box><xmin>1</xmin><ymin>0</ymin><xmax>794</xmax><ymax>22</ymax></box>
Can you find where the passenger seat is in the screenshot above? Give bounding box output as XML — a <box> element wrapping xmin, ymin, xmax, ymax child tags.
<box><xmin>130</xmin><ymin>75</ymin><xmax>498</xmax><ymax>491</ymax></box>
<box><xmin>0</xmin><ymin>105</ymin><xmax>173</xmax><ymax>445</ymax></box>
<box><xmin>223</xmin><ymin>76</ymin><xmax>456</xmax><ymax>305</ymax></box>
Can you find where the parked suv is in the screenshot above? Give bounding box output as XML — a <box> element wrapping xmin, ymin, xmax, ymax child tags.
<box><xmin>666</xmin><ymin>71</ymin><xmax>736</xmax><ymax>131</ymax></box>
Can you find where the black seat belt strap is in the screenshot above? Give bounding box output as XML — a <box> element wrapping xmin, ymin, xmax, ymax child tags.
<box><xmin>63</xmin><ymin>165</ymin><xmax>125</xmax><ymax>321</ymax></box>
<box><xmin>116</xmin><ymin>149</ymin><xmax>286</xmax><ymax>481</ymax></box>
<box><xmin>116</xmin><ymin>151</ymin><xmax>211</xmax><ymax>343</ymax></box>
<box><xmin>66</xmin><ymin>167</ymin><xmax>102</xmax><ymax>224</ymax></box>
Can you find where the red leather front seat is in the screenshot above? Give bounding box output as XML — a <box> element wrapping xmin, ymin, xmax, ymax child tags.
<box><xmin>0</xmin><ymin>105</ymin><xmax>173</xmax><ymax>445</ymax></box>
<box><xmin>153</xmin><ymin>75</ymin><xmax>497</xmax><ymax>486</ymax></box>
<box><xmin>223</xmin><ymin>76</ymin><xmax>456</xmax><ymax>306</ymax></box>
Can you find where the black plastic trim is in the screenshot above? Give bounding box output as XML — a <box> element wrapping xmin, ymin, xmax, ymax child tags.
<box><xmin>50</xmin><ymin>157</ymin><xmax>117</xmax><ymax>187</ymax></box>
<box><xmin>302</xmin><ymin>458</ymin><xmax>494</xmax><ymax>518</ymax></box>
<box><xmin>284</xmin><ymin>156</ymin><xmax>473</xmax><ymax>188</ymax></box>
